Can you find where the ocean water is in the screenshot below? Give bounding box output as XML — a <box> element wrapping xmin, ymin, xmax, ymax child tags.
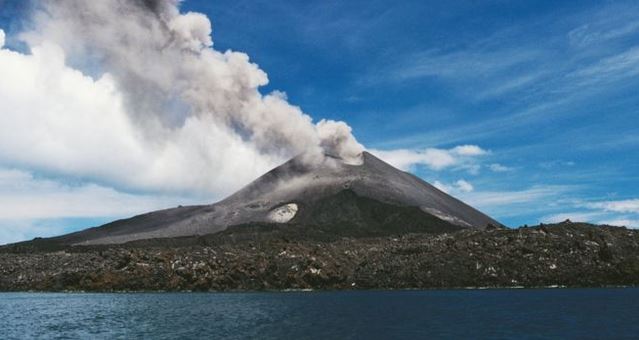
<box><xmin>1</xmin><ymin>289</ymin><xmax>637</xmax><ymax>339</ymax></box>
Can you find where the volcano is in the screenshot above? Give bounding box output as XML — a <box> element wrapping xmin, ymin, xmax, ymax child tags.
<box><xmin>44</xmin><ymin>152</ymin><xmax>501</xmax><ymax>246</ymax></box>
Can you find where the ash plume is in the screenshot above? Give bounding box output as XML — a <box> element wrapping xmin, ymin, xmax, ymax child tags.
<box><xmin>34</xmin><ymin>0</ymin><xmax>362</xmax><ymax>158</ymax></box>
<box><xmin>0</xmin><ymin>0</ymin><xmax>363</xmax><ymax>196</ymax></box>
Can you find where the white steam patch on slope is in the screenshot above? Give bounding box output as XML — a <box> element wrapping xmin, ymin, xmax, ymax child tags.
<box><xmin>268</xmin><ymin>203</ymin><xmax>299</xmax><ymax>223</ymax></box>
<box><xmin>0</xmin><ymin>0</ymin><xmax>363</xmax><ymax>197</ymax></box>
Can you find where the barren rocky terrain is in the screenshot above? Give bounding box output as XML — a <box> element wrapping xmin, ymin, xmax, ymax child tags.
<box><xmin>2</xmin><ymin>221</ymin><xmax>638</xmax><ymax>291</ymax></box>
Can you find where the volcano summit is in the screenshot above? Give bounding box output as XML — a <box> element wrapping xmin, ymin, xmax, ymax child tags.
<box><xmin>34</xmin><ymin>152</ymin><xmax>501</xmax><ymax>246</ymax></box>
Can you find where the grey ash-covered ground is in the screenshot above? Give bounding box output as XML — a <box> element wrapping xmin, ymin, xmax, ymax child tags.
<box><xmin>47</xmin><ymin>152</ymin><xmax>499</xmax><ymax>246</ymax></box>
<box><xmin>2</xmin><ymin>221</ymin><xmax>638</xmax><ymax>291</ymax></box>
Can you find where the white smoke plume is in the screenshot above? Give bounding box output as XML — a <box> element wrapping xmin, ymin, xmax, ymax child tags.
<box><xmin>0</xmin><ymin>0</ymin><xmax>363</xmax><ymax>197</ymax></box>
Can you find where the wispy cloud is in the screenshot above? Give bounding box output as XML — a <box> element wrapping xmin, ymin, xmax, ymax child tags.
<box><xmin>433</xmin><ymin>179</ymin><xmax>474</xmax><ymax>194</ymax></box>
<box><xmin>386</xmin><ymin>47</ymin><xmax>541</xmax><ymax>84</ymax></box>
<box><xmin>569</xmin><ymin>20</ymin><xmax>639</xmax><ymax>47</ymax></box>
<box><xmin>568</xmin><ymin>3</ymin><xmax>639</xmax><ymax>48</ymax></box>
<box><xmin>454</xmin><ymin>185</ymin><xmax>575</xmax><ymax>223</ymax></box>
<box><xmin>0</xmin><ymin>219</ymin><xmax>70</xmax><ymax>245</ymax></box>
<box><xmin>359</xmin><ymin>2</ymin><xmax>639</xmax><ymax>151</ymax></box>
<box><xmin>488</xmin><ymin>163</ymin><xmax>512</xmax><ymax>172</ymax></box>
<box><xmin>585</xmin><ymin>199</ymin><xmax>639</xmax><ymax>214</ymax></box>
<box><xmin>369</xmin><ymin>145</ymin><xmax>487</xmax><ymax>172</ymax></box>
<box><xmin>541</xmin><ymin>198</ymin><xmax>639</xmax><ymax>229</ymax></box>
<box><xmin>567</xmin><ymin>47</ymin><xmax>639</xmax><ymax>87</ymax></box>
<box><xmin>0</xmin><ymin>168</ymin><xmax>195</xmax><ymax>220</ymax></box>
<box><xmin>0</xmin><ymin>167</ymin><xmax>199</xmax><ymax>243</ymax></box>
<box><xmin>542</xmin><ymin>211</ymin><xmax>605</xmax><ymax>224</ymax></box>
<box><xmin>461</xmin><ymin>185</ymin><xmax>569</xmax><ymax>208</ymax></box>
<box><xmin>598</xmin><ymin>218</ymin><xmax>639</xmax><ymax>229</ymax></box>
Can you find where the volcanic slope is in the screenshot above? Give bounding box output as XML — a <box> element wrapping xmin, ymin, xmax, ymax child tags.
<box><xmin>41</xmin><ymin>152</ymin><xmax>501</xmax><ymax>246</ymax></box>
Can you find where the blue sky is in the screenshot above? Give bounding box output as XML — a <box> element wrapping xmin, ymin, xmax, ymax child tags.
<box><xmin>183</xmin><ymin>0</ymin><xmax>639</xmax><ymax>225</ymax></box>
<box><xmin>0</xmin><ymin>0</ymin><xmax>638</xmax><ymax>243</ymax></box>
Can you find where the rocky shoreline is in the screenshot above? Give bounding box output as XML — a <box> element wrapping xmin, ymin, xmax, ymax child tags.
<box><xmin>1</xmin><ymin>222</ymin><xmax>639</xmax><ymax>291</ymax></box>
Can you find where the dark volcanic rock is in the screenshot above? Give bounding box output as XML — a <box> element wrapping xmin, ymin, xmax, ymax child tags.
<box><xmin>2</xmin><ymin>222</ymin><xmax>638</xmax><ymax>291</ymax></box>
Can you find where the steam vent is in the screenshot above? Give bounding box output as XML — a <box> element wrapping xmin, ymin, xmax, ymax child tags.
<box><xmin>39</xmin><ymin>152</ymin><xmax>501</xmax><ymax>246</ymax></box>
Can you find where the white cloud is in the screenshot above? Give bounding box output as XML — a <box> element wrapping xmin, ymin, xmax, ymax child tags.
<box><xmin>0</xmin><ymin>167</ymin><xmax>199</xmax><ymax>244</ymax></box>
<box><xmin>569</xmin><ymin>47</ymin><xmax>639</xmax><ymax>87</ymax></box>
<box><xmin>0</xmin><ymin>220</ymin><xmax>70</xmax><ymax>246</ymax></box>
<box><xmin>427</xmin><ymin>183</ymin><xmax>578</xmax><ymax>226</ymax></box>
<box><xmin>0</xmin><ymin>1</ymin><xmax>367</xmax><ymax>244</ymax></box>
<box><xmin>570</xmin><ymin>21</ymin><xmax>639</xmax><ymax>47</ymax></box>
<box><xmin>0</xmin><ymin>1</ymin><xmax>364</xmax><ymax>199</ymax></box>
<box><xmin>0</xmin><ymin>168</ymin><xmax>193</xmax><ymax>220</ymax></box>
<box><xmin>369</xmin><ymin>145</ymin><xmax>487</xmax><ymax>171</ymax></box>
<box><xmin>432</xmin><ymin>179</ymin><xmax>474</xmax><ymax>195</ymax></box>
<box><xmin>542</xmin><ymin>212</ymin><xmax>604</xmax><ymax>224</ymax></box>
<box><xmin>370</xmin><ymin>148</ymin><xmax>453</xmax><ymax>171</ymax></box>
<box><xmin>598</xmin><ymin>218</ymin><xmax>639</xmax><ymax>229</ymax></box>
<box><xmin>453</xmin><ymin>185</ymin><xmax>574</xmax><ymax>222</ymax></box>
<box><xmin>419</xmin><ymin>149</ymin><xmax>458</xmax><ymax>169</ymax></box>
<box><xmin>384</xmin><ymin>48</ymin><xmax>540</xmax><ymax>85</ymax></box>
<box><xmin>461</xmin><ymin>186</ymin><xmax>565</xmax><ymax>207</ymax></box>
<box><xmin>0</xmin><ymin>42</ymin><xmax>281</xmax><ymax>196</ymax></box>
<box><xmin>451</xmin><ymin>145</ymin><xmax>487</xmax><ymax>156</ymax></box>
<box><xmin>455</xmin><ymin>179</ymin><xmax>474</xmax><ymax>193</ymax></box>
<box><xmin>489</xmin><ymin>163</ymin><xmax>512</xmax><ymax>172</ymax></box>
<box><xmin>433</xmin><ymin>180</ymin><xmax>451</xmax><ymax>193</ymax></box>
<box><xmin>541</xmin><ymin>198</ymin><xmax>639</xmax><ymax>229</ymax></box>
<box><xmin>585</xmin><ymin>199</ymin><xmax>639</xmax><ymax>214</ymax></box>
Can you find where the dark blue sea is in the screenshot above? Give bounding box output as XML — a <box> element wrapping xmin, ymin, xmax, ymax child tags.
<box><xmin>1</xmin><ymin>288</ymin><xmax>637</xmax><ymax>339</ymax></box>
